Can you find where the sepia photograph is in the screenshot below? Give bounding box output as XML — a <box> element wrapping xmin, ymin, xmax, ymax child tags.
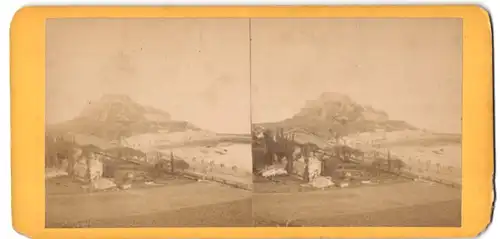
<box><xmin>251</xmin><ymin>18</ymin><xmax>462</xmax><ymax>227</ymax></box>
<box><xmin>10</xmin><ymin>5</ymin><xmax>495</xmax><ymax>239</ymax></box>
<box><xmin>45</xmin><ymin>18</ymin><xmax>253</xmax><ymax>227</ymax></box>
<box><xmin>44</xmin><ymin>17</ymin><xmax>463</xmax><ymax>228</ymax></box>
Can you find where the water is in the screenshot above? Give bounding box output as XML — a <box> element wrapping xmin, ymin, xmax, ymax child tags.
<box><xmin>161</xmin><ymin>143</ymin><xmax>253</xmax><ymax>173</ymax></box>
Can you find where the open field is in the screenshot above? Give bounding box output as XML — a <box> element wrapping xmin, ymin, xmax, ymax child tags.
<box><xmin>254</xmin><ymin>199</ymin><xmax>461</xmax><ymax>227</ymax></box>
<box><xmin>49</xmin><ymin>198</ymin><xmax>253</xmax><ymax>228</ymax></box>
<box><xmin>253</xmin><ymin>181</ymin><xmax>461</xmax><ymax>227</ymax></box>
<box><xmin>46</xmin><ymin>181</ymin><xmax>252</xmax><ymax>227</ymax></box>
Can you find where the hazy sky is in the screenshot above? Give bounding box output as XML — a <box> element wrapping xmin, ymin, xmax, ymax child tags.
<box><xmin>251</xmin><ymin>18</ymin><xmax>462</xmax><ymax>134</ymax></box>
<box><xmin>46</xmin><ymin>18</ymin><xmax>251</xmax><ymax>134</ymax></box>
<box><xmin>47</xmin><ymin>18</ymin><xmax>462</xmax><ymax>135</ymax></box>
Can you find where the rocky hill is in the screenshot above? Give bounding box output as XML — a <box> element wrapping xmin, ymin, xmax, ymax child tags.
<box><xmin>47</xmin><ymin>94</ymin><xmax>201</xmax><ymax>141</ymax></box>
<box><xmin>256</xmin><ymin>92</ymin><xmax>416</xmax><ymax>139</ymax></box>
<box><xmin>79</xmin><ymin>94</ymin><xmax>171</xmax><ymax>123</ymax></box>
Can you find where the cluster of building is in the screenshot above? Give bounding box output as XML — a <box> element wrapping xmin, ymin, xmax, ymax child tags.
<box><xmin>45</xmin><ymin>132</ymin><xmax>178</xmax><ymax>191</ymax></box>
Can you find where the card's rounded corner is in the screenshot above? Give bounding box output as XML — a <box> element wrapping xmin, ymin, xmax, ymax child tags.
<box><xmin>466</xmin><ymin>5</ymin><xmax>492</xmax><ymax>33</ymax></box>
<box><xmin>11</xmin><ymin>221</ymin><xmax>39</xmax><ymax>239</ymax></box>
<box><xmin>10</xmin><ymin>6</ymin><xmax>36</xmax><ymax>32</ymax></box>
<box><xmin>472</xmin><ymin>4</ymin><xmax>492</xmax><ymax>21</ymax></box>
<box><xmin>465</xmin><ymin>218</ymin><xmax>493</xmax><ymax>238</ymax></box>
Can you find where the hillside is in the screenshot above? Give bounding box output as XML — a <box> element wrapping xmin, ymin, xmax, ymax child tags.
<box><xmin>253</xmin><ymin>92</ymin><xmax>462</xmax><ymax>186</ymax></box>
<box><xmin>255</xmin><ymin>92</ymin><xmax>417</xmax><ymax>139</ymax></box>
<box><xmin>47</xmin><ymin>94</ymin><xmax>201</xmax><ymax>141</ymax></box>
